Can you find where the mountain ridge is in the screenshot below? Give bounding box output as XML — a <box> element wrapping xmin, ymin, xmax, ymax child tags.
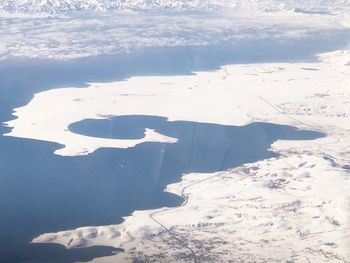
<box><xmin>1</xmin><ymin>0</ymin><xmax>350</xmax><ymax>14</ymax></box>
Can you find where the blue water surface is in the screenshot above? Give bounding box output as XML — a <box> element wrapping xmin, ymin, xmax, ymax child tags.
<box><xmin>1</xmin><ymin>29</ymin><xmax>349</xmax><ymax>262</ymax></box>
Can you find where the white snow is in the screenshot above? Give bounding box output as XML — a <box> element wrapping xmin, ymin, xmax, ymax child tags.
<box><xmin>1</xmin><ymin>0</ymin><xmax>350</xmax><ymax>14</ymax></box>
<box><xmin>34</xmin><ymin>154</ymin><xmax>350</xmax><ymax>262</ymax></box>
<box><xmin>0</xmin><ymin>4</ymin><xmax>349</xmax><ymax>60</ymax></box>
<box><xmin>6</xmin><ymin>50</ymin><xmax>350</xmax><ymax>262</ymax></box>
<box><xmin>319</xmin><ymin>50</ymin><xmax>350</xmax><ymax>66</ymax></box>
<box><xmin>3</xmin><ymin>3</ymin><xmax>350</xmax><ymax>262</ymax></box>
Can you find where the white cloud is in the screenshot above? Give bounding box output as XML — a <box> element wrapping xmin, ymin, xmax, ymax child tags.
<box><xmin>1</xmin><ymin>8</ymin><xmax>348</xmax><ymax>61</ymax></box>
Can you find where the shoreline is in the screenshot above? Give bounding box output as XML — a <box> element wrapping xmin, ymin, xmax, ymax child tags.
<box><xmin>7</xmin><ymin>52</ymin><xmax>349</xmax><ymax>262</ymax></box>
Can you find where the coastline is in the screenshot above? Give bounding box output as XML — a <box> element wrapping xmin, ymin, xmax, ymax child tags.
<box><xmin>8</xmin><ymin>54</ymin><xmax>349</xmax><ymax>262</ymax></box>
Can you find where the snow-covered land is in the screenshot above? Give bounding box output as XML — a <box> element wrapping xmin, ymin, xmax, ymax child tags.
<box><xmin>1</xmin><ymin>0</ymin><xmax>350</xmax><ymax>14</ymax></box>
<box><xmin>1</xmin><ymin>0</ymin><xmax>350</xmax><ymax>60</ymax></box>
<box><xmin>2</xmin><ymin>1</ymin><xmax>350</xmax><ymax>262</ymax></box>
<box><xmin>6</xmin><ymin>52</ymin><xmax>350</xmax><ymax>262</ymax></box>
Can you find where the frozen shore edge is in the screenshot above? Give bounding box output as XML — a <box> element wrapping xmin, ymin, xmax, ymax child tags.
<box><xmin>3</xmin><ymin>49</ymin><xmax>348</xmax><ymax>262</ymax></box>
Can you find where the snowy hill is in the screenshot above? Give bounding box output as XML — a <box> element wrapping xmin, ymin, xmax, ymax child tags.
<box><xmin>1</xmin><ymin>0</ymin><xmax>350</xmax><ymax>14</ymax></box>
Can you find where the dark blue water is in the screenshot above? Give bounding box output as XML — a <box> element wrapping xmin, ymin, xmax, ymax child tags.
<box><xmin>294</xmin><ymin>8</ymin><xmax>330</xmax><ymax>15</ymax></box>
<box><xmin>0</xmin><ymin>115</ymin><xmax>324</xmax><ymax>263</ymax></box>
<box><xmin>69</xmin><ymin>115</ymin><xmax>324</xmax><ymax>179</ymax></box>
<box><xmin>1</xmin><ymin>30</ymin><xmax>349</xmax><ymax>262</ymax></box>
